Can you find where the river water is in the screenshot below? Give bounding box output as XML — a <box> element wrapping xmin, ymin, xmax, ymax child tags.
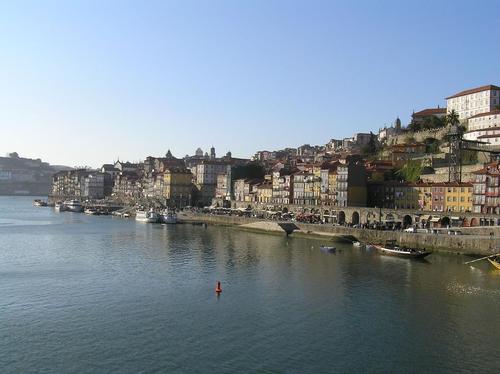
<box><xmin>1</xmin><ymin>196</ymin><xmax>499</xmax><ymax>373</ymax></box>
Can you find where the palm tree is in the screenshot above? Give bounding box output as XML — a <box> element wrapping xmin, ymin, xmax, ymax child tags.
<box><xmin>445</xmin><ymin>109</ymin><xmax>460</xmax><ymax>127</ymax></box>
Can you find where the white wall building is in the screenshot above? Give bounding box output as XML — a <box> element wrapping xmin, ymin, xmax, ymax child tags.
<box><xmin>446</xmin><ymin>84</ymin><xmax>500</xmax><ymax>120</ymax></box>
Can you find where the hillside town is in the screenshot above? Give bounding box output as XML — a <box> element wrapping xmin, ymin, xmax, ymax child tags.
<box><xmin>49</xmin><ymin>84</ymin><xmax>500</xmax><ymax>227</ymax></box>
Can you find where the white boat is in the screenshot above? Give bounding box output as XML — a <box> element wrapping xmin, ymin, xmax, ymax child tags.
<box><xmin>84</xmin><ymin>208</ymin><xmax>98</xmax><ymax>215</ymax></box>
<box><xmin>55</xmin><ymin>202</ymin><xmax>65</xmax><ymax>212</ymax></box>
<box><xmin>33</xmin><ymin>199</ymin><xmax>48</xmax><ymax>207</ymax></box>
<box><xmin>161</xmin><ymin>210</ymin><xmax>177</xmax><ymax>224</ymax></box>
<box><xmin>135</xmin><ymin>209</ymin><xmax>160</xmax><ymax>223</ymax></box>
<box><xmin>64</xmin><ymin>200</ymin><xmax>84</xmax><ymax>213</ymax></box>
<box><xmin>353</xmin><ymin>241</ymin><xmax>361</xmax><ymax>247</ymax></box>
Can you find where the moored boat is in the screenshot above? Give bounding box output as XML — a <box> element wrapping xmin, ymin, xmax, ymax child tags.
<box><xmin>135</xmin><ymin>209</ymin><xmax>160</xmax><ymax>223</ymax></box>
<box><xmin>352</xmin><ymin>241</ymin><xmax>362</xmax><ymax>247</ymax></box>
<box><xmin>64</xmin><ymin>200</ymin><xmax>84</xmax><ymax>213</ymax></box>
<box><xmin>320</xmin><ymin>245</ymin><xmax>336</xmax><ymax>253</ymax></box>
<box><xmin>33</xmin><ymin>199</ymin><xmax>48</xmax><ymax>207</ymax></box>
<box><xmin>84</xmin><ymin>207</ymin><xmax>98</xmax><ymax>215</ymax></box>
<box><xmin>161</xmin><ymin>210</ymin><xmax>177</xmax><ymax>224</ymax></box>
<box><xmin>372</xmin><ymin>240</ymin><xmax>431</xmax><ymax>259</ymax></box>
<box><xmin>54</xmin><ymin>201</ymin><xmax>65</xmax><ymax>212</ymax></box>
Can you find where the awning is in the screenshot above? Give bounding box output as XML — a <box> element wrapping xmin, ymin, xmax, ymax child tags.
<box><xmin>420</xmin><ymin>215</ymin><xmax>431</xmax><ymax>221</ymax></box>
<box><xmin>430</xmin><ymin>217</ymin><xmax>440</xmax><ymax>222</ymax></box>
<box><xmin>451</xmin><ymin>217</ymin><xmax>461</xmax><ymax>220</ymax></box>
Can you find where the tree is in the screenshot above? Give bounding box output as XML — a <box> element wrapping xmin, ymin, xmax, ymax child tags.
<box><xmin>8</xmin><ymin>152</ymin><xmax>19</xmax><ymax>158</ymax></box>
<box><xmin>445</xmin><ymin>110</ymin><xmax>460</xmax><ymax>127</ymax></box>
<box><xmin>395</xmin><ymin>160</ymin><xmax>422</xmax><ymax>182</ymax></box>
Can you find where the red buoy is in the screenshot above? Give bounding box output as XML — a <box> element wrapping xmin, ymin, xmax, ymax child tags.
<box><xmin>215</xmin><ymin>281</ymin><xmax>222</xmax><ymax>293</ymax></box>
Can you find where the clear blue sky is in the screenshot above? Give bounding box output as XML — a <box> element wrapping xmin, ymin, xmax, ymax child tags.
<box><xmin>1</xmin><ymin>0</ymin><xmax>498</xmax><ymax>167</ymax></box>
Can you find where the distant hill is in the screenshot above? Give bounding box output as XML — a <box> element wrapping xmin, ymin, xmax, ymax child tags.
<box><xmin>0</xmin><ymin>153</ymin><xmax>72</xmax><ymax>196</ymax></box>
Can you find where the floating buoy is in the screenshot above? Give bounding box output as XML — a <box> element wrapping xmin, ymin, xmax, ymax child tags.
<box><xmin>215</xmin><ymin>281</ymin><xmax>222</xmax><ymax>293</ymax></box>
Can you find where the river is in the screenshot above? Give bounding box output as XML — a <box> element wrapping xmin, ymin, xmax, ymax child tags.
<box><xmin>1</xmin><ymin>196</ymin><xmax>499</xmax><ymax>373</ymax></box>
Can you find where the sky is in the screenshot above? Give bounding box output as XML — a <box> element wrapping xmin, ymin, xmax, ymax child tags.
<box><xmin>0</xmin><ymin>0</ymin><xmax>499</xmax><ymax>167</ymax></box>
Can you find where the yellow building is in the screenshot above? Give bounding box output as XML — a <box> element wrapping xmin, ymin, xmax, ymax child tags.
<box><xmin>257</xmin><ymin>182</ymin><xmax>273</xmax><ymax>203</ymax></box>
<box><xmin>163</xmin><ymin>168</ymin><xmax>193</xmax><ymax>207</ymax></box>
<box><xmin>443</xmin><ymin>182</ymin><xmax>473</xmax><ymax>212</ymax></box>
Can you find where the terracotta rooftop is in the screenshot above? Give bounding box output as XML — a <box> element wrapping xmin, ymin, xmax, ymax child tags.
<box><xmin>446</xmin><ymin>85</ymin><xmax>500</xmax><ymax>100</ymax></box>
<box><xmin>413</xmin><ymin>108</ymin><xmax>446</xmax><ymax>116</ymax></box>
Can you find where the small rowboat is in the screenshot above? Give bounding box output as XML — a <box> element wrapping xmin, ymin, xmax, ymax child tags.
<box><xmin>487</xmin><ymin>256</ymin><xmax>500</xmax><ymax>270</ymax></box>
<box><xmin>372</xmin><ymin>240</ymin><xmax>431</xmax><ymax>259</ymax></box>
<box><xmin>320</xmin><ymin>246</ymin><xmax>336</xmax><ymax>253</ymax></box>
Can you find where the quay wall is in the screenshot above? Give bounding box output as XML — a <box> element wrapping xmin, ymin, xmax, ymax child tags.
<box><xmin>180</xmin><ymin>213</ymin><xmax>500</xmax><ymax>256</ymax></box>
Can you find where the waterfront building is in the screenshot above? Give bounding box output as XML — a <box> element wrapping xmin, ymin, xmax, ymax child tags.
<box><xmin>336</xmin><ymin>163</ymin><xmax>367</xmax><ymax>207</ymax></box>
<box><xmin>256</xmin><ymin>181</ymin><xmax>273</xmax><ymax>204</ymax></box>
<box><xmin>163</xmin><ymin>167</ymin><xmax>193</xmax><ymax>207</ymax></box>
<box><xmin>271</xmin><ymin>170</ymin><xmax>294</xmax><ymax>205</ymax></box>
<box><xmin>52</xmin><ymin>169</ymin><xmax>106</xmax><ymax>199</ymax></box>
<box><xmin>195</xmin><ymin>160</ymin><xmax>231</xmax><ymax>206</ymax></box>
<box><xmin>233</xmin><ymin>178</ymin><xmax>261</xmax><ymax>203</ymax></box>
<box><xmin>472</xmin><ymin>161</ymin><xmax>500</xmax><ymax>214</ymax></box>
<box><xmin>112</xmin><ymin>171</ymin><xmax>143</xmax><ymax>198</ymax></box>
<box><xmin>292</xmin><ymin>171</ymin><xmax>320</xmax><ymax>205</ymax></box>
<box><xmin>443</xmin><ymin>182</ymin><xmax>473</xmax><ymax>213</ymax></box>
<box><xmin>320</xmin><ymin>162</ymin><xmax>340</xmax><ymax>205</ymax></box>
<box><xmin>446</xmin><ymin>84</ymin><xmax>500</xmax><ymax>120</ymax></box>
<box><xmin>215</xmin><ymin>173</ymin><xmax>232</xmax><ymax>202</ymax></box>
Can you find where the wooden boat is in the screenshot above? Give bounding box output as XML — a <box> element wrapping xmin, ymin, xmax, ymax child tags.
<box><xmin>320</xmin><ymin>245</ymin><xmax>336</xmax><ymax>253</ymax></box>
<box><xmin>372</xmin><ymin>240</ymin><xmax>431</xmax><ymax>259</ymax></box>
<box><xmin>465</xmin><ymin>253</ymin><xmax>500</xmax><ymax>270</ymax></box>
<box><xmin>487</xmin><ymin>256</ymin><xmax>500</xmax><ymax>270</ymax></box>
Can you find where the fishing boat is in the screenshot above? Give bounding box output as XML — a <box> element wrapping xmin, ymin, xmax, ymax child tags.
<box><xmin>33</xmin><ymin>199</ymin><xmax>48</xmax><ymax>207</ymax></box>
<box><xmin>64</xmin><ymin>200</ymin><xmax>84</xmax><ymax>213</ymax></box>
<box><xmin>320</xmin><ymin>245</ymin><xmax>336</xmax><ymax>253</ymax></box>
<box><xmin>161</xmin><ymin>209</ymin><xmax>177</xmax><ymax>224</ymax></box>
<box><xmin>135</xmin><ymin>209</ymin><xmax>160</xmax><ymax>223</ymax></box>
<box><xmin>54</xmin><ymin>201</ymin><xmax>65</xmax><ymax>212</ymax></box>
<box><xmin>372</xmin><ymin>240</ymin><xmax>431</xmax><ymax>259</ymax></box>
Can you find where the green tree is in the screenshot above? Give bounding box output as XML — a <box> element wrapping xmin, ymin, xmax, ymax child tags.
<box><xmin>395</xmin><ymin>160</ymin><xmax>422</xmax><ymax>182</ymax></box>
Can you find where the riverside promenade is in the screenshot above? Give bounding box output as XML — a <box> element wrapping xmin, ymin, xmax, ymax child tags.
<box><xmin>179</xmin><ymin>212</ymin><xmax>500</xmax><ymax>256</ymax></box>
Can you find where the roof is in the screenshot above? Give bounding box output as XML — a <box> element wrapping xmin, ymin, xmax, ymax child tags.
<box><xmin>468</xmin><ymin>109</ymin><xmax>500</xmax><ymax>119</ymax></box>
<box><xmin>465</xmin><ymin>126</ymin><xmax>500</xmax><ymax>134</ymax></box>
<box><xmin>446</xmin><ymin>85</ymin><xmax>500</xmax><ymax>100</ymax></box>
<box><xmin>477</xmin><ymin>134</ymin><xmax>500</xmax><ymax>139</ymax></box>
<box><xmin>473</xmin><ymin>162</ymin><xmax>500</xmax><ymax>175</ymax></box>
<box><xmin>413</xmin><ymin>108</ymin><xmax>446</xmax><ymax>117</ymax></box>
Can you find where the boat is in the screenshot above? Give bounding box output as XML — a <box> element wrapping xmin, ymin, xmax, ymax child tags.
<box><xmin>64</xmin><ymin>200</ymin><xmax>84</xmax><ymax>213</ymax></box>
<box><xmin>487</xmin><ymin>255</ymin><xmax>500</xmax><ymax>270</ymax></box>
<box><xmin>352</xmin><ymin>241</ymin><xmax>362</xmax><ymax>247</ymax></box>
<box><xmin>372</xmin><ymin>240</ymin><xmax>431</xmax><ymax>259</ymax></box>
<box><xmin>33</xmin><ymin>199</ymin><xmax>48</xmax><ymax>207</ymax></box>
<box><xmin>84</xmin><ymin>207</ymin><xmax>99</xmax><ymax>215</ymax></box>
<box><xmin>135</xmin><ymin>209</ymin><xmax>160</xmax><ymax>223</ymax></box>
<box><xmin>320</xmin><ymin>245</ymin><xmax>336</xmax><ymax>253</ymax></box>
<box><xmin>54</xmin><ymin>201</ymin><xmax>65</xmax><ymax>212</ymax></box>
<box><xmin>161</xmin><ymin>210</ymin><xmax>177</xmax><ymax>224</ymax></box>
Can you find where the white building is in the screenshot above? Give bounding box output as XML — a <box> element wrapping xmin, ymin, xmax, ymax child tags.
<box><xmin>446</xmin><ymin>84</ymin><xmax>500</xmax><ymax>120</ymax></box>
